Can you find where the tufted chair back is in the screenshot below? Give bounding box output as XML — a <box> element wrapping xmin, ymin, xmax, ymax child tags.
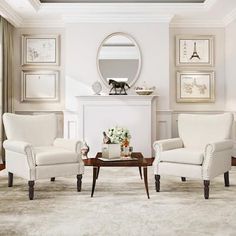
<box><xmin>3</xmin><ymin>113</ymin><xmax>57</xmax><ymax>146</ymax></box>
<box><xmin>178</xmin><ymin>113</ymin><xmax>233</xmax><ymax>150</ymax></box>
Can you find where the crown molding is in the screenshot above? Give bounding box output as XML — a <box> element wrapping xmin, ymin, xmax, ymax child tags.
<box><xmin>42</xmin><ymin>2</ymin><xmax>205</xmax><ymax>10</ymax></box>
<box><xmin>0</xmin><ymin>0</ymin><xmax>23</xmax><ymax>27</ymax></box>
<box><xmin>23</xmin><ymin>3</ymin><xmax>175</xmax><ymax>26</ymax></box>
<box><xmin>28</xmin><ymin>0</ymin><xmax>41</xmax><ymax>12</ymax></box>
<box><xmin>203</xmin><ymin>0</ymin><xmax>218</xmax><ymax>10</ymax></box>
<box><xmin>223</xmin><ymin>7</ymin><xmax>236</xmax><ymax>27</ymax></box>
<box><xmin>0</xmin><ymin>0</ymin><xmax>229</xmax><ymax>28</ymax></box>
<box><xmin>170</xmin><ymin>19</ymin><xmax>225</xmax><ymax>28</ymax></box>
<box><xmin>21</xmin><ymin>18</ymin><xmax>65</xmax><ymax>28</ymax></box>
<box><xmin>63</xmin><ymin>13</ymin><xmax>174</xmax><ymax>24</ymax></box>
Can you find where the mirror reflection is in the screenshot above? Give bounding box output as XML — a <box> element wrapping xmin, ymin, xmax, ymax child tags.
<box><xmin>97</xmin><ymin>33</ymin><xmax>141</xmax><ymax>87</ymax></box>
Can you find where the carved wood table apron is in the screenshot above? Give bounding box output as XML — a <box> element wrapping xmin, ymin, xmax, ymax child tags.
<box><xmin>83</xmin><ymin>152</ymin><xmax>154</xmax><ymax>199</ymax></box>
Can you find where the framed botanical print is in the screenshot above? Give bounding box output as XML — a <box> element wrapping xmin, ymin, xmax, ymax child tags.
<box><xmin>22</xmin><ymin>35</ymin><xmax>60</xmax><ymax>66</ymax></box>
<box><xmin>21</xmin><ymin>70</ymin><xmax>59</xmax><ymax>102</ymax></box>
<box><xmin>176</xmin><ymin>71</ymin><xmax>215</xmax><ymax>103</ymax></box>
<box><xmin>176</xmin><ymin>35</ymin><xmax>214</xmax><ymax>66</ymax></box>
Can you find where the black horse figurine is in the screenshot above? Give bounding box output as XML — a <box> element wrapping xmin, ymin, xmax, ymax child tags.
<box><xmin>108</xmin><ymin>79</ymin><xmax>130</xmax><ymax>95</ymax></box>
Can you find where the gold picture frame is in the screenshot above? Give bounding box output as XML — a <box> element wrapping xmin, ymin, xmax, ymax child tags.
<box><xmin>21</xmin><ymin>70</ymin><xmax>59</xmax><ymax>102</ymax></box>
<box><xmin>176</xmin><ymin>35</ymin><xmax>214</xmax><ymax>67</ymax></box>
<box><xmin>22</xmin><ymin>34</ymin><xmax>60</xmax><ymax>66</ymax></box>
<box><xmin>176</xmin><ymin>71</ymin><xmax>215</xmax><ymax>103</ymax></box>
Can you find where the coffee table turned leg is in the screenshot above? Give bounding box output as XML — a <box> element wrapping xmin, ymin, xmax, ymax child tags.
<box><xmin>96</xmin><ymin>167</ymin><xmax>100</xmax><ymax>179</ymax></box>
<box><xmin>143</xmin><ymin>167</ymin><xmax>150</xmax><ymax>199</ymax></box>
<box><xmin>91</xmin><ymin>167</ymin><xmax>98</xmax><ymax>197</ymax></box>
<box><xmin>138</xmin><ymin>167</ymin><xmax>143</xmax><ymax>179</ymax></box>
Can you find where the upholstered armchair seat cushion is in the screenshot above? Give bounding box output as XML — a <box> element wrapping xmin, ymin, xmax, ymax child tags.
<box><xmin>34</xmin><ymin>146</ymin><xmax>79</xmax><ymax>166</ymax></box>
<box><xmin>160</xmin><ymin>148</ymin><xmax>204</xmax><ymax>165</ymax></box>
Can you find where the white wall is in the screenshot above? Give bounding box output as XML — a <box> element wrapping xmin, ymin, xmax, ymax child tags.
<box><xmin>65</xmin><ymin>23</ymin><xmax>170</xmax><ymax>112</ymax></box>
<box><xmin>225</xmin><ymin>19</ymin><xmax>236</xmax><ymax>111</ymax></box>
<box><xmin>170</xmin><ymin>27</ymin><xmax>225</xmax><ymax>112</ymax></box>
<box><xmin>12</xmin><ymin>24</ymin><xmax>230</xmax><ymax>143</ymax></box>
<box><xmin>13</xmin><ymin>27</ymin><xmax>65</xmax><ymax>112</ymax></box>
<box><xmin>225</xmin><ymin>19</ymin><xmax>236</xmax><ymax>156</ymax></box>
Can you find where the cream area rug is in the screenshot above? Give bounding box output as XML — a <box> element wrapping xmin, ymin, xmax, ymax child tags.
<box><xmin>0</xmin><ymin>166</ymin><xmax>236</xmax><ymax>236</ymax></box>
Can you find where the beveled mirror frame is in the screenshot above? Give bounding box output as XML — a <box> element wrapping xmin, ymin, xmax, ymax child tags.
<box><xmin>96</xmin><ymin>32</ymin><xmax>142</xmax><ymax>88</ymax></box>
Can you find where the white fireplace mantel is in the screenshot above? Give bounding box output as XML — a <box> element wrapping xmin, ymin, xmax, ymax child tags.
<box><xmin>75</xmin><ymin>94</ymin><xmax>156</xmax><ymax>100</ymax></box>
<box><xmin>64</xmin><ymin>95</ymin><xmax>158</xmax><ymax>157</ymax></box>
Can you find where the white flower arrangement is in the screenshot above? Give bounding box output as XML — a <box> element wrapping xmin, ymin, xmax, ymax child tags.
<box><xmin>107</xmin><ymin>126</ymin><xmax>131</xmax><ymax>145</ymax></box>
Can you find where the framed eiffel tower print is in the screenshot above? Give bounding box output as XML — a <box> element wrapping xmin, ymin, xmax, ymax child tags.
<box><xmin>176</xmin><ymin>35</ymin><xmax>214</xmax><ymax>66</ymax></box>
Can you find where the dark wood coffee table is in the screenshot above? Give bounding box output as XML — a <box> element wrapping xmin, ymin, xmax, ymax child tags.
<box><xmin>83</xmin><ymin>152</ymin><xmax>154</xmax><ymax>199</ymax></box>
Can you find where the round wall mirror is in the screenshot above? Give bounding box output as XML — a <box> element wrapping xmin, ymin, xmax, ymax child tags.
<box><xmin>97</xmin><ymin>32</ymin><xmax>142</xmax><ymax>88</ymax></box>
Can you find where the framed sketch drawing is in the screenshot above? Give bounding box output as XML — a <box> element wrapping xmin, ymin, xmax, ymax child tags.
<box><xmin>21</xmin><ymin>70</ymin><xmax>59</xmax><ymax>102</ymax></box>
<box><xmin>22</xmin><ymin>35</ymin><xmax>59</xmax><ymax>66</ymax></box>
<box><xmin>176</xmin><ymin>71</ymin><xmax>215</xmax><ymax>103</ymax></box>
<box><xmin>176</xmin><ymin>35</ymin><xmax>214</xmax><ymax>66</ymax></box>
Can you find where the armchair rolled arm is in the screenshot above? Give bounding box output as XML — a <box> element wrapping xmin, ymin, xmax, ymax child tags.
<box><xmin>203</xmin><ymin>140</ymin><xmax>233</xmax><ymax>180</ymax></box>
<box><xmin>3</xmin><ymin>140</ymin><xmax>33</xmax><ymax>155</ymax></box>
<box><xmin>53</xmin><ymin>138</ymin><xmax>82</xmax><ymax>153</ymax></box>
<box><xmin>152</xmin><ymin>138</ymin><xmax>183</xmax><ymax>174</ymax></box>
<box><xmin>153</xmin><ymin>138</ymin><xmax>183</xmax><ymax>152</ymax></box>
<box><xmin>3</xmin><ymin>140</ymin><xmax>35</xmax><ymax>168</ymax></box>
<box><xmin>205</xmin><ymin>140</ymin><xmax>234</xmax><ymax>153</ymax></box>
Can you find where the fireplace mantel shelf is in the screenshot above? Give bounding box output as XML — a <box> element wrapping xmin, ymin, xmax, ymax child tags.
<box><xmin>75</xmin><ymin>94</ymin><xmax>158</xmax><ymax>102</ymax></box>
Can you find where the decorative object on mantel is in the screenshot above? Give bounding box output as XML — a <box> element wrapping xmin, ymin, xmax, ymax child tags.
<box><xmin>92</xmin><ymin>81</ymin><xmax>102</xmax><ymax>95</ymax></box>
<box><xmin>102</xmin><ymin>127</ymin><xmax>132</xmax><ymax>159</ymax></box>
<box><xmin>135</xmin><ymin>81</ymin><xmax>156</xmax><ymax>95</ymax></box>
<box><xmin>81</xmin><ymin>141</ymin><xmax>90</xmax><ymax>159</ymax></box>
<box><xmin>108</xmin><ymin>79</ymin><xmax>130</xmax><ymax>95</ymax></box>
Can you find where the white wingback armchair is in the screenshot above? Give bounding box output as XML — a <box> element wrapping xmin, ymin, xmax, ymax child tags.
<box><xmin>153</xmin><ymin>113</ymin><xmax>234</xmax><ymax>199</ymax></box>
<box><xmin>3</xmin><ymin>113</ymin><xmax>84</xmax><ymax>200</ymax></box>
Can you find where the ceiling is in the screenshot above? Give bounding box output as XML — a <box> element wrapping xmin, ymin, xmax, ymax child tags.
<box><xmin>1</xmin><ymin>0</ymin><xmax>236</xmax><ymax>28</ymax></box>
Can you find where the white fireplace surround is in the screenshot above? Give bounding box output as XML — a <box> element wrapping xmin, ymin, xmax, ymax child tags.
<box><xmin>64</xmin><ymin>95</ymin><xmax>157</xmax><ymax>157</ymax></box>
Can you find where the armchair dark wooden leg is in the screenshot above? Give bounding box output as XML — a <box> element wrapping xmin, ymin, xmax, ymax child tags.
<box><xmin>51</xmin><ymin>177</ymin><xmax>55</xmax><ymax>182</ymax></box>
<box><xmin>77</xmin><ymin>174</ymin><xmax>82</xmax><ymax>192</ymax></box>
<box><xmin>28</xmin><ymin>181</ymin><xmax>35</xmax><ymax>200</ymax></box>
<box><xmin>204</xmin><ymin>180</ymin><xmax>210</xmax><ymax>199</ymax></box>
<box><xmin>8</xmin><ymin>172</ymin><xmax>13</xmax><ymax>187</ymax></box>
<box><xmin>224</xmin><ymin>172</ymin><xmax>229</xmax><ymax>187</ymax></box>
<box><xmin>155</xmin><ymin>174</ymin><xmax>160</xmax><ymax>192</ymax></box>
<box><xmin>181</xmin><ymin>177</ymin><xmax>186</xmax><ymax>182</ymax></box>
<box><xmin>139</xmin><ymin>167</ymin><xmax>143</xmax><ymax>179</ymax></box>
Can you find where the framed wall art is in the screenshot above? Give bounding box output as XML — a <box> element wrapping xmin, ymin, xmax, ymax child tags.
<box><xmin>22</xmin><ymin>35</ymin><xmax>60</xmax><ymax>66</ymax></box>
<box><xmin>176</xmin><ymin>71</ymin><xmax>215</xmax><ymax>103</ymax></box>
<box><xmin>176</xmin><ymin>35</ymin><xmax>214</xmax><ymax>66</ymax></box>
<box><xmin>21</xmin><ymin>70</ymin><xmax>59</xmax><ymax>102</ymax></box>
